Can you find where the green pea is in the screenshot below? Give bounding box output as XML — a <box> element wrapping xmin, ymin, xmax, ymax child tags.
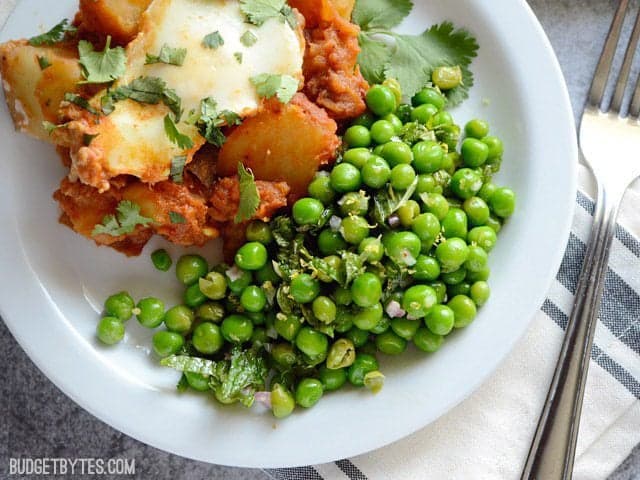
<box><xmin>343</xmin><ymin>148</ymin><xmax>373</xmax><ymax>168</ymax></box>
<box><xmin>353</xmin><ymin>303</ymin><xmax>384</xmax><ymax>330</ymax></box>
<box><xmin>412</xmin><ymin>87</ymin><xmax>446</xmax><ymax>110</ymax></box>
<box><xmin>402</xmin><ymin>285</ymin><xmax>438</xmax><ymax>318</ymax></box>
<box><xmin>274</xmin><ymin>313</ymin><xmax>302</xmax><ymax>341</ymax></box>
<box><xmin>312</xmin><ymin>296</ymin><xmax>337</xmax><ymax>324</ymax></box>
<box><xmin>478</xmin><ymin>182</ymin><xmax>498</xmax><ymax>202</ymax></box>
<box><xmin>390</xmin><ymin>317</ymin><xmax>421</xmax><ymax>340</ymax></box>
<box><xmin>421</xmin><ymin>192</ymin><xmax>450</xmax><ymax>220</ymax></box>
<box><xmin>235</xmin><ymin>242</ymin><xmax>268</xmax><ymax>271</ymax></box>
<box><xmin>411</xmin><ymin>103</ymin><xmax>438</xmax><ymax>125</ymax></box>
<box><xmin>334</xmin><ymin>309</ymin><xmax>353</xmax><ymax>333</ymax></box>
<box><xmin>196</xmin><ymin>302</ymin><xmax>225</xmax><ymax>323</ymax></box>
<box><xmin>361</xmin><ymin>156</ymin><xmax>392</xmax><ymax>189</ymax></box>
<box><xmin>308</xmin><ymin>173</ymin><xmax>336</xmax><ymax>205</ymax></box>
<box><xmin>331</xmin><ymin>163</ymin><xmax>362</xmax><ymax>193</ymax></box>
<box><xmin>192</xmin><ymin>322</ymin><xmax>224</xmax><ymax>354</ymax></box>
<box><xmin>347</xmin><ymin>353</ymin><xmax>379</xmax><ymax>386</ymax></box>
<box><xmin>184</xmin><ymin>282</ymin><xmax>207</xmax><ymax>308</ymax></box>
<box><xmin>370</xmin><ymin>120</ymin><xmax>396</xmax><ymax>144</ymax></box>
<box><xmin>432</xmin><ymin>111</ymin><xmax>453</xmax><ymax>128</ymax></box>
<box><xmin>96</xmin><ymin>317</ymin><xmax>125</xmax><ymax>345</ymax></box>
<box><xmin>383</xmin><ymin>231</ymin><xmax>422</xmax><ymax>266</ymax></box>
<box><xmin>358</xmin><ymin>237</ymin><xmax>385</xmax><ymax>262</ymax></box>
<box><xmin>414</xmin><ymin>255</ymin><xmax>441</xmax><ymax>281</ymax></box>
<box><xmin>255</xmin><ymin>262</ymin><xmax>280</xmax><ymax>285</ymax></box>
<box><xmin>441</xmin><ymin>268</ymin><xmax>467</xmax><ymax>285</ymax></box>
<box><xmin>221</xmin><ymin>314</ymin><xmax>254</xmax><ymax>343</ymax></box>
<box><xmin>365</xmin><ymin>85</ymin><xmax>397</xmax><ymax>116</ymax></box>
<box><xmin>136</xmin><ymin>297</ymin><xmax>165</xmax><ymax>328</ymax></box>
<box><xmin>184</xmin><ymin>372</ymin><xmax>210</xmax><ymax>392</ymax></box>
<box><xmin>413</xmin><ymin>328</ymin><xmax>443</xmax><ymax>352</ymax></box>
<box><xmin>246</xmin><ymin>311</ymin><xmax>266</xmax><ymax>326</ymax></box>
<box><xmin>441</xmin><ymin>152</ymin><xmax>459</xmax><ymax>175</ymax></box>
<box><xmin>436</xmin><ymin>237</ymin><xmax>470</xmax><ymax>273</ymax></box>
<box><xmin>364</xmin><ymin>370</ymin><xmax>385</xmax><ymax>394</ymax></box>
<box><xmin>295</xmin><ymin>378</ymin><xmax>324</xmax><ymax>408</ymax></box>
<box><xmin>293</xmin><ymin>197</ymin><xmax>325</xmax><ymax>225</ymax></box>
<box><xmin>370</xmin><ymin>315</ymin><xmax>390</xmax><ymax>334</ymax></box>
<box><xmin>463</xmin><ymin>196</ymin><xmax>490</xmax><ymax>226</ymax></box>
<box><xmin>395</xmin><ymin>103</ymin><xmax>413</xmax><ymax>123</ymax></box>
<box><xmin>344</xmin><ymin>326</ymin><xmax>369</xmax><ymax>348</ymax></box>
<box><xmin>427</xmin><ymin>281</ymin><xmax>447</xmax><ymax>303</ymax></box>
<box><xmin>482</xmin><ymin>136</ymin><xmax>504</xmax><ymax>160</ymax></box>
<box><xmin>351</xmin><ymin>273</ymin><xmax>382</xmax><ymax>308</ymax></box>
<box><xmin>334</xmin><ymin>287</ymin><xmax>353</xmax><ymax>306</ymax></box>
<box><xmin>338</xmin><ymin>191</ymin><xmax>369</xmax><ymax>217</ymax></box>
<box><xmin>411</xmin><ymin>213</ymin><xmax>441</xmax><ymax>250</ymax></box>
<box><xmin>465</xmin><ymin>119</ymin><xmax>490</xmax><ymax>139</ymax></box>
<box><xmin>465</xmin><ymin>245</ymin><xmax>489</xmax><ymax>273</ymax></box>
<box><xmin>412</xmin><ymin>141</ymin><xmax>444</xmax><ymax>174</ymax></box>
<box><xmin>425</xmin><ymin>304</ymin><xmax>455</xmax><ymax>335</ymax></box>
<box><xmin>441</xmin><ymin>208</ymin><xmax>468</xmax><ymax>240</ymax></box>
<box><xmin>176</xmin><ymin>255</ymin><xmax>208</xmax><ymax>286</ymax></box>
<box><xmin>290</xmin><ymin>274</ymin><xmax>320</xmax><ymax>303</ymax></box>
<box><xmin>296</xmin><ymin>327</ymin><xmax>329</xmax><ymax>358</ymax></box>
<box><xmin>152</xmin><ymin>330</ymin><xmax>184</xmax><ymax>357</ymax></box>
<box><xmin>448</xmin><ymin>295</ymin><xmax>477</xmax><ymax>328</ymax></box>
<box><xmin>448</xmin><ymin>281</ymin><xmax>471</xmax><ymax>297</ymax></box>
<box><xmin>466</xmin><ymin>266</ymin><xmax>491</xmax><ymax>283</ymax></box>
<box><xmin>382</xmin><ymin>113</ymin><xmax>403</xmax><ymax>133</ymax></box>
<box><xmin>240</xmin><ymin>285</ymin><xmax>267</xmax><ymax>312</ymax></box>
<box><xmin>381</xmin><ymin>141</ymin><xmax>413</xmax><ymax>167</ymax></box>
<box><xmin>317</xmin><ymin>255</ymin><xmax>342</xmax><ymax>283</ymax></box>
<box><xmin>383</xmin><ymin>78</ymin><xmax>403</xmax><ymax>104</ymax></box>
<box><xmin>432</xmin><ymin>65</ymin><xmax>463</xmax><ymax>90</ymax></box>
<box><xmin>489</xmin><ymin>187</ymin><xmax>516</xmax><ymax>218</ymax></box>
<box><xmin>397</xmin><ymin>200</ymin><xmax>421</xmax><ymax>227</ymax></box>
<box><xmin>390</xmin><ymin>163</ymin><xmax>416</xmax><ymax>190</ymax></box>
<box><xmin>245</xmin><ymin>220</ymin><xmax>273</xmax><ymax>245</ymax></box>
<box><xmin>340</xmin><ymin>216</ymin><xmax>370</xmax><ymax>245</ymax></box>
<box><xmin>317</xmin><ymin>229</ymin><xmax>346</xmax><ymax>256</ymax></box>
<box><xmin>271</xmin><ymin>343</ymin><xmax>297</xmax><ymax>367</ymax></box>
<box><xmin>485</xmin><ymin>215</ymin><xmax>502</xmax><ymax>233</ymax></box>
<box><xmin>326</xmin><ymin>338</ymin><xmax>356</xmax><ymax>369</ymax></box>
<box><xmin>344</xmin><ymin>125</ymin><xmax>372</xmax><ymax>148</ymax></box>
<box><xmin>461</xmin><ymin>138</ymin><xmax>489</xmax><ymax>167</ymax></box>
<box><xmin>199</xmin><ymin>271</ymin><xmax>227</xmax><ymax>300</ymax></box>
<box><xmin>271</xmin><ymin>384</ymin><xmax>295</xmax><ymax>418</ymax></box>
<box><xmin>164</xmin><ymin>305</ymin><xmax>194</xmax><ymax>334</ymax></box>
<box><xmin>415</xmin><ymin>174</ymin><xmax>437</xmax><ymax>196</ymax></box>
<box><xmin>151</xmin><ymin>249</ymin><xmax>172</xmax><ymax>272</ymax></box>
<box><xmin>468</xmin><ymin>226</ymin><xmax>497</xmax><ymax>252</ymax></box>
<box><xmin>104</xmin><ymin>291</ymin><xmax>134</xmax><ymax>321</ymax></box>
<box><xmin>351</xmin><ymin>112</ymin><xmax>376</xmax><ymax>129</ymax></box>
<box><xmin>449</xmin><ymin>168</ymin><xmax>483</xmax><ymax>200</ymax></box>
<box><xmin>470</xmin><ymin>281</ymin><xmax>491</xmax><ymax>307</ymax></box>
<box><xmin>319</xmin><ymin>366</ymin><xmax>347</xmax><ymax>391</ymax></box>
<box><xmin>375</xmin><ymin>330</ymin><xmax>407</xmax><ymax>355</ymax></box>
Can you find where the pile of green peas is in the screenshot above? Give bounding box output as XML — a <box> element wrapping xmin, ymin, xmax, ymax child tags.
<box><xmin>96</xmin><ymin>80</ymin><xmax>516</xmax><ymax>419</ymax></box>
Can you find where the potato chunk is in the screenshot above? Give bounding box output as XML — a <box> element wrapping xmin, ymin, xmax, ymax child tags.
<box><xmin>0</xmin><ymin>41</ymin><xmax>83</xmax><ymax>141</ymax></box>
<box><xmin>77</xmin><ymin>0</ymin><xmax>152</xmax><ymax>45</ymax></box>
<box><xmin>217</xmin><ymin>93</ymin><xmax>339</xmax><ymax>199</ymax></box>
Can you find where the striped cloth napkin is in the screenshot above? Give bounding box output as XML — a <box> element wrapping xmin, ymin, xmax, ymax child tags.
<box><xmin>267</xmin><ymin>168</ymin><xmax>640</xmax><ymax>479</ymax></box>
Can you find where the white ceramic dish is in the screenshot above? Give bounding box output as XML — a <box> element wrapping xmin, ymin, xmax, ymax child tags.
<box><xmin>0</xmin><ymin>0</ymin><xmax>577</xmax><ymax>468</ymax></box>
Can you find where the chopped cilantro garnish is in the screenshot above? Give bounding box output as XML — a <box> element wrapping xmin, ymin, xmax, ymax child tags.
<box><xmin>234</xmin><ymin>52</ymin><xmax>243</xmax><ymax>64</ymax></box>
<box><xmin>219</xmin><ymin>110</ymin><xmax>242</xmax><ymax>126</ymax></box>
<box><xmin>353</xmin><ymin>0</ymin><xmax>478</xmax><ymax>106</ymax></box>
<box><xmin>92</xmin><ymin>200</ymin><xmax>154</xmax><ymax>237</ymax></box>
<box><xmin>37</xmin><ymin>56</ymin><xmax>51</xmax><ymax>70</ymax></box>
<box><xmin>240</xmin><ymin>0</ymin><xmax>297</xmax><ymax>29</ymax></box>
<box><xmin>42</xmin><ymin>121</ymin><xmax>58</xmax><ymax>134</ymax></box>
<box><xmin>101</xmin><ymin>76</ymin><xmax>182</xmax><ymax>120</ymax></box>
<box><xmin>64</xmin><ymin>93</ymin><xmax>99</xmax><ymax>115</ymax></box>
<box><xmin>203</xmin><ymin>31</ymin><xmax>224</xmax><ymax>49</ymax></box>
<box><xmin>163</xmin><ymin>115</ymin><xmax>194</xmax><ymax>150</ymax></box>
<box><xmin>28</xmin><ymin>19</ymin><xmax>76</xmax><ymax>46</ymax></box>
<box><xmin>235</xmin><ymin>163</ymin><xmax>260</xmax><ymax>224</ymax></box>
<box><xmin>250</xmin><ymin>73</ymin><xmax>298</xmax><ymax>104</ymax></box>
<box><xmin>240</xmin><ymin>30</ymin><xmax>258</xmax><ymax>47</ymax></box>
<box><xmin>169</xmin><ymin>211</ymin><xmax>186</xmax><ymax>224</ymax></box>
<box><xmin>83</xmin><ymin>133</ymin><xmax>99</xmax><ymax>146</ymax></box>
<box><xmin>170</xmin><ymin>155</ymin><xmax>187</xmax><ymax>184</ymax></box>
<box><xmin>145</xmin><ymin>44</ymin><xmax>187</xmax><ymax>66</ymax></box>
<box><xmin>190</xmin><ymin>98</ymin><xmax>242</xmax><ymax>147</ymax></box>
<box><xmin>78</xmin><ymin>36</ymin><xmax>126</xmax><ymax>84</ymax></box>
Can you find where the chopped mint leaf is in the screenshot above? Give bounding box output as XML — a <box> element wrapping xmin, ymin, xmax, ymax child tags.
<box><xmin>78</xmin><ymin>36</ymin><xmax>126</xmax><ymax>84</ymax></box>
<box><xmin>164</xmin><ymin>115</ymin><xmax>194</xmax><ymax>150</ymax></box>
<box><xmin>145</xmin><ymin>44</ymin><xmax>187</xmax><ymax>66</ymax></box>
<box><xmin>240</xmin><ymin>30</ymin><xmax>258</xmax><ymax>47</ymax></box>
<box><xmin>235</xmin><ymin>163</ymin><xmax>260</xmax><ymax>224</ymax></box>
<box><xmin>250</xmin><ymin>73</ymin><xmax>298</xmax><ymax>104</ymax></box>
<box><xmin>29</xmin><ymin>19</ymin><xmax>76</xmax><ymax>46</ymax></box>
<box><xmin>92</xmin><ymin>200</ymin><xmax>154</xmax><ymax>237</ymax></box>
<box><xmin>170</xmin><ymin>155</ymin><xmax>187</xmax><ymax>184</ymax></box>
<box><xmin>203</xmin><ymin>31</ymin><xmax>224</xmax><ymax>49</ymax></box>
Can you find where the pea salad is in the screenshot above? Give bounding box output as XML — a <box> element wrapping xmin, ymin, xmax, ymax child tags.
<box><xmin>96</xmin><ymin>79</ymin><xmax>516</xmax><ymax>418</ymax></box>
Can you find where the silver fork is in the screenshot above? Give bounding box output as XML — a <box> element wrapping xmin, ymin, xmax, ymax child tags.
<box><xmin>521</xmin><ymin>1</ymin><xmax>640</xmax><ymax>479</ymax></box>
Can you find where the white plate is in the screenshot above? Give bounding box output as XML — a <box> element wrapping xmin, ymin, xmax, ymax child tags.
<box><xmin>0</xmin><ymin>0</ymin><xmax>577</xmax><ymax>468</ymax></box>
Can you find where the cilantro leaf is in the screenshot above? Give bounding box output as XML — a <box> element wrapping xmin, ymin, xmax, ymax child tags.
<box><xmin>219</xmin><ymin>110</ymin><xmax>242</xmax><ymax>126</ymax></box>
<box><xmin>145</xmin><ymin>44</ymin><xmax>187</xmax><ymax>66</ymax></box>
<box><xmin>383</xmin><ymin>23</ymin><xmax>478</xmax><ymax>104</ymax></box>
<box><xmin>64</xmin><ymin>93</ymin><xmax>99</xmax><ymax>115</ymax></box>
<box><xmin>37</xmin><ymin>56</ymin><xmax>51</xmax><ymax>70</ymax></box>
<box><xmin>352</xmin><ymin>0</ymin><xmax>413</xmax><ymax>30</ymax></box>
<box><xmin>42</xmin><ymin>121</ymin><xmax>58</xmax><ymax>134</ymax></box>
<box><xmin>234</xmin><ymin>52</ymin><xmax>243</xmax><ymax>64</ymax></box>
<box><xmin>240</xmin><ymin>30</ymin><xmax>258</xmax><ymax>47</ymax></box>
<box><xmin>170</xmin><ymin>155</ymin><xmax>187</xmax><ymax>183</ymax></box>
<box><xmin>190</xmin><ymin>98</ymin><xmax>241</xmax><ymax>147</ymax></box>
<box><xmin>235</xmin><ymin>163</ymin><xmax>260</xmax><ymax>224</ymax></box>
<box><xmin>29</xmin><ymin>19</ymin><xmax>76</xmax><ymax>46</ymax></box>
<box><xmin>169</xmin><ymin>211</ymin><xmax>186</xmax><ymax>224</ymax></box>
<box><xmin>101</xmin><ymin>76</ymin><xmax>182</xmax><ymax>120</ymax></box>
<box><xmin>240</xmin><ymin>0</ymin><xmax>297</xmax><ymax>29</ymax></box>
<box><xmin>164</xmin><ymin>115</ymin><xmax>194</xmax><ymax>150</ymax></box>
<box><xmin>357</xmin><ymin>33</ymin><xmax>391</xmax><ymax>85</ymax></box>
<box><xmin>203</xmin><ymin>31</ymin><xmax>224</xmax><ymax>49</ymax></box>
<box><xmin>83</xmin><ymin>133</ymin><xmax>99</xmax><ymax>146</ymax></box>
<box><xmin>78</xmin><ymin>37</ymin><xmax>126</xmax><ymax>84</ymax></box>
<box><xmin>92</xmin><ymin>200</ymin><xmax>154</xmax><ymax>237</ymax></box>
<box><xmin>250</xmin><ymin>73</ymin><xmax>298</xmax><ymax>104</ymax></box>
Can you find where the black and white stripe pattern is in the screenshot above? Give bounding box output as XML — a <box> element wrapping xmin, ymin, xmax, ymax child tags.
<box><xmin>266</xmin><ymin>191</ymin><xmax>640</xmax><ymax>480</ymax></box>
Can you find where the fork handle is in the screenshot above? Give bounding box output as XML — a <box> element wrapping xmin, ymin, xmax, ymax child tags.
<box><xmin>521</xmin><ymin>185</ymin><xmax>622</xmax><ymax>480</ymax></box>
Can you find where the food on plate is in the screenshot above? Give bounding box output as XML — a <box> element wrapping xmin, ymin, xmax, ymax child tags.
<box><xmin>1</xmin><ymin>0</ymin><xmax>517</xmax><ymax>419</ymax></box>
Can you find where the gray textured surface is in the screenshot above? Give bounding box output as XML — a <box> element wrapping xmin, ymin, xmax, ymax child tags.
<box><xmin>1</xmin><ymin>0</ymin><xmax>639</xmax><ymax>479</ymax></box>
